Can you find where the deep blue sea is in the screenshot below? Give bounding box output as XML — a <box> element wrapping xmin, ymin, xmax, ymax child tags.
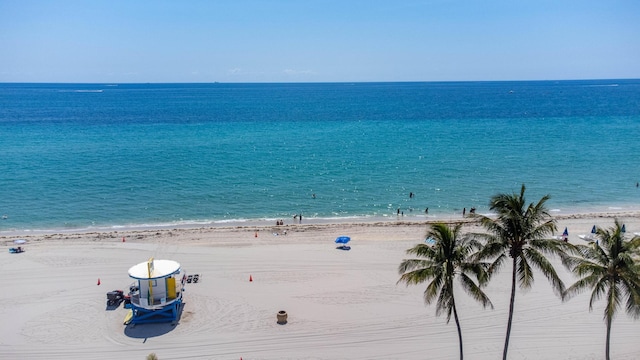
<box><xmin>1</xmin><ymin>80</ymin><xmax>640</xmax><ymax>234</ymax></box>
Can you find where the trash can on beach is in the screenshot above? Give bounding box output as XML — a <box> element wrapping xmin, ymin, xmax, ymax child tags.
<box><xmin>277</xmin><ymin>310</ymin><xmax>288</xmax><ymax>325</ymax></box>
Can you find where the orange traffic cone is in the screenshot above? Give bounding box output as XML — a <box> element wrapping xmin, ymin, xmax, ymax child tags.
<box><xmin>249</xmin><ymin>275</ymin><xmax>253</xmax><ymax>282</ymax></box>
<box><xmin>97</xmin><ymin>278</ymin><xmax>101</xmax><ymax>286</ymax></box>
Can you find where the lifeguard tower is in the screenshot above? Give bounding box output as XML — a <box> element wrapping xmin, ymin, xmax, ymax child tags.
<box><xmin>127</xmin><ymin>258</ymin><xmax>185</xmax><ymax>324</ymax></box>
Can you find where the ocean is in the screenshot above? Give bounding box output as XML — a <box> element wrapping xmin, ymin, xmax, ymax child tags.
<box><xmin>1</xmin><ymin>80</ymin><xmax>639</xmax><ymax>234</ymax></box>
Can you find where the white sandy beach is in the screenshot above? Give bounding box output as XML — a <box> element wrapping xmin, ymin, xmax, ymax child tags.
<box><xmin>1</xmin><ymin>212</ymin><xmax>640</xmax><ymax>360</ymax></box>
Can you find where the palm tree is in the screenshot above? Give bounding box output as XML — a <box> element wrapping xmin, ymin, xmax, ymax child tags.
<box><xmin>563</xmin><ymin>219</ymin><xmax>640</xmax><ymax>360</ymax></box>
<box><xmin>398</xmin><ymin>222</ymin><xmax>493</xmax><ymax>360</ymax></box>
<box><xmin>472</xmin><ymin>184</ymin><xmax>572</xmax><ymax>360</ymax></box>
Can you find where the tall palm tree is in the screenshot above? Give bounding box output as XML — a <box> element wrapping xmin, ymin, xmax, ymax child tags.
<box><xmin>472</xmin><ymin>184</ymin><xmax>572</xmax><ymax>360</ymax></box>
<box><xmin>398</xmin><ymin>222</ymin><xmax>493</xmax><ymax>360</ymax></box>
<box><xmin>563</xmin><ymin>219</ymin><xmax>640</xmax><ymax>360</ymax></box>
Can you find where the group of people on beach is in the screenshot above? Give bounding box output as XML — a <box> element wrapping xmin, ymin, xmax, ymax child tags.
<box><xmin>399</xmin><ymin>192</ymin><xmax>479</xmax><ymax>218</ymax></box>
<box><xmin>273</xmin><ymin>214</ymin><xmax>304</xmax><ymax>226</ymax></box>
<box><xmin>396</xmin><ymin>192</ymin><xmax>426</xmax><ymax>216</ymax></box>
<box><xmin>273</xmin><ymin>213</ymin><xmax>303</xmax><ymax>226</ymax></box>
<box><xmin>396</xmin><ymin>208</ymin><xmax>427</xmax><ymax>216</ymax></box>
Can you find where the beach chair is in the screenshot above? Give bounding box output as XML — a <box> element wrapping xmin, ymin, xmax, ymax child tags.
<box><xmin>555</xmin><ymin>227</ymin><xmax>568</xmax><ymax>241</ymax></box>
<box><xmin>579</xmin><ymin>225</ymin><xmax>597</xmax><ymax>242</ymax></box>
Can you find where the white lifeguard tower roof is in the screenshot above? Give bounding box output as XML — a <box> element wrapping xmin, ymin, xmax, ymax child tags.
<box><xmin>128</xmin><ymin>259</ymin><xmax>181</xmax><ymax>280</ymax></box>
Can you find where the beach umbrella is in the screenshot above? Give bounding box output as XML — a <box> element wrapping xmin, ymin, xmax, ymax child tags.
<box><xmin>591</xmin><ymin>225</ymin><xmax>596</xmax><ymax>234</ymax></box>
<box><xmin>562</xmin><ymin>227</ymin><xmax>568</xmax><ymax>236</ymax></box>
<box><xmin>335</xmin><ymin>236</ymin><xmax>351</xmax><ymax>244</ymax></box>
<box><xmin>621</xmin><ymin>224</ymin><xmax>626</xmax><ymax>233</ymax></box>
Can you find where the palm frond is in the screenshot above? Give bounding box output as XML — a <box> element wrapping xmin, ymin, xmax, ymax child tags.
<box><xmin>571</xmin><ymin>260</ymin><xmax>607</xmax><ymax>278</ymax></box>
<box><xmin>435</xmin><ymin>282</ymin><xmax>455</xmax><ymax>322</ymax></box>
<box><xmin>460</xmin><ymin>260</ymin><xmax>491</xmax><ymax>285</ymax></box>
<box><xmin>604</xmin><ymin>283</ymin><xmax>622</xmax><ymax>321</ymax></box>
<box><xmin>405</xmin><ymin>243</ymin><xmax>437</xmax><ymax>258</ymax></box>
<box><xmin>516</xmin><ymin>254</ymin><xmax>534</xmax><ymax>289</ymax></box>
<box><xmin>424</xmin><ymin>274</ymin><xmax>444</xmax><ymax>304</ymax></box>
<box><xmin>486</xmin><ymin>253</ymin><xmax>507</xmax><ymax>278</ymax></box>
<box><xmin>564</xmin><ymin>273</ymin><xmax>602</xmax><ymax>301</ymax></box>
<box><xmin>474</xmin><ymin>238</ymin><xmax>508</xmax><ymax>262</ymax></box>
<box><xmin>397</xmin><ymin>259</ymin><xmax>437</xmax><ymax>282</ymax></box>
<box><xmin>524</xmin><ymin>247</ymin><xmax>565</xmax><ymax>295</ymax></box>
<box><xmin>459</xmin><ymin>273</ymin><xmax>494</xmax><ymax>309</ymax></box>
<box><xmin>620</xmin><ymin>276</ymin><xmax>640</xmax><ymax>319</ymax></box>
<box><xmin>588</xmin><ymin>277</ymin><xmax>610</xmax><ymax>311</ymax></box>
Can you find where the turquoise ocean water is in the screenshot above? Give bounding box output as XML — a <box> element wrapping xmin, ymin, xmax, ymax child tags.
<box><xmin>1</xmin><ymin>80</ymin><xmax>639</xmax><ymax>234</ymax></box>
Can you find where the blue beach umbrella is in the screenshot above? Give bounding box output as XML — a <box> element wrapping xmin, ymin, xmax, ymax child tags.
<box><xmin>562</xmin><ymin>227</ymin><xmax>568</xmax><ymax>237</ymax></box>
<box><xmin>621</xmin><ymin>224</ymin><xmax>626</xmax><ymax>233</ymax></box>
<box><xmin>591</xmin><ymin>225</ymin><xmax>597</xmax><ymax>234</ymax></box>
<box><xmin>335</xmin><ymin>236</ymin><xmax>351</xmax><ymax>244</ymax></box>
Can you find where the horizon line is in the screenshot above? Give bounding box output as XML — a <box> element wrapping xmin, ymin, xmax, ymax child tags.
<box><xmin>1</xmin><ymin>77</ymin><xmax>639</xmax><ymax>85</ymax></box>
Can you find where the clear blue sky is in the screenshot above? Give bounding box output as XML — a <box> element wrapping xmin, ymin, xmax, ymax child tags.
<box><xmin>1</xmin><ymin>0</ymin><xmax>639</xmax><ymax>83</ymax></box>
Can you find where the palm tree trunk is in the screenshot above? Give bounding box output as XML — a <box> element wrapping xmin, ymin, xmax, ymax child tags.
<box><xmin>452</xmin><ymin>299</ymin><xmax>463</xmax><ymax>360</ymax></box>
<box><xmin>605</xmin><ymin>314</ymin><xmax>612</xmax><ymax>360</ymax></box>
<box><xmin>503</xmin><ymin>256</ymin><xmax>517</xmax><ymax>360</ymax></box>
